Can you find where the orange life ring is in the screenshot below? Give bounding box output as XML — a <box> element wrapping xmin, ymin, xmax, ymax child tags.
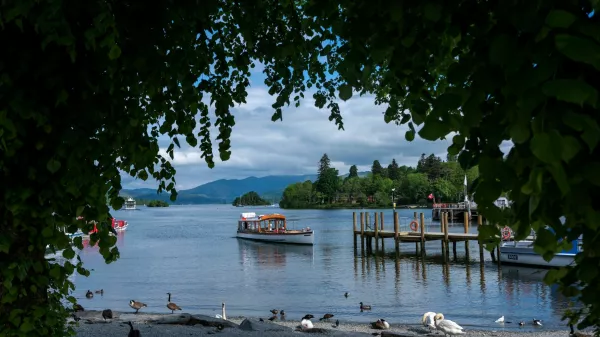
<box><xmin>410</xmin><ymin>220</ymin><xmax>419</xmax><ymax>231</ymax></box>
<box><xmin>501</xmin><ymin>226</ymin><xmax>512</xmax><ymax>240</ymax></box>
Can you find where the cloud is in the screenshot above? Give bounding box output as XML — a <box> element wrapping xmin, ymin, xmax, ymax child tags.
<box><xmin>122</xmin><ymin>85</ymin><xmax>465</xmax><ymax>191</ymax></box>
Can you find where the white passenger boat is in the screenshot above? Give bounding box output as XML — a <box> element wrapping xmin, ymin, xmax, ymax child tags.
<box><xmin>236</xmin><ymin>212</ymin><xmax>314</xmax><ymax>245</ymax></box>
<box><xmin>499</xmin><ymin>227</ymin><xmax>581</xmax><ymax>268</ymax></box>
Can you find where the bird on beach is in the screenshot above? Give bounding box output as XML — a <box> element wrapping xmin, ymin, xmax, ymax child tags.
<box><xmin>332</xmin><ymin>319</ymin><xmax>339</xmax><ymax>328</ymax></box>
<box><xmin>300</xmin><ymin>316</ymin><xmax>314</xmax><ymax>330</ymax></box>
<box><xmin>127</xmin><ymin>321</ymin><xmax>141</xmax><ymax>337</ymax></box>
<box><xmin>303</xmin><ymin>314</ymin><xmax>315</xmax><ymax>320</ymax></box>
<box><xmin>102</xmin><ymin>309</ymin><xmax>113</xmax><ymax>320</ymax></box>
<box><xmin>270</xmin><ymin>309</ymin><xmax>279</xmax><ymax>315</ymax></box>
<box><xmin>85</xmin><ymin>290</ymin><xmax>93</xmax><ymax>298</ymax></box>
<box><xmin>166</xmin><ymin>292</ymin><xmax>182</xmax><ymax>314</ymax></box>
<box><xmin>268</xmin><ymin>315</ymin><xmax>277</xmax><ymax>321</ymax></box>
<box><xmin>434</xmin><ymin>313</ymin><xmax>465</xmax><ymax>335</ymax></box>
<box><xmin>371</xmin><ymin>319</ymin><xmax>390</xmax><ymax>330</ymax></box>
<box><xmin>422</xmin><ymin>312</ymin><xmax>437</xmax><ymax>332</ymax></box>
<box><xmin>320</xmin><ymin>313</ymin><xmax>334</xmax><ymax>321</ymax></box>
<box><xmin>129</xmin><ymin>300</ymin><xmax>147</xmax><ymax>314</ymax></box>
<box><xmin>570</xmin><ymin>323</ymin><xmax>593</xmax><ymax>337</ymax></box>
<box><xmin>360</xmin><ymin>302</ymin><xmax>372</xmax><ymax>310</ymax></box>
<box><xmin>73</xmin><ymin>304</ymin><xmax>84</xmax><ymax>312</ymax></box>
<box><xmin>533</xmin><ymin>319</ymin><xmax>542</xmax><ymax>326</ymax></box>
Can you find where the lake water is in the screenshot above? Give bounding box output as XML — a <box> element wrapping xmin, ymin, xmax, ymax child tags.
<box><xmin>69</xmin><ymin>205</ymin><xmax>575</xmax><ymax>332</ymax></box>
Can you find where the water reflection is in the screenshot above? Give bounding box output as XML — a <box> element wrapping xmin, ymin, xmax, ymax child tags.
<box><xmin>237</xmin><ymin>239</ymin><xmax>314</xmax><ymax>269</ymax></box>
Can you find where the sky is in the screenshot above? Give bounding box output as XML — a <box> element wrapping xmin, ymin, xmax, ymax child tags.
<box><xmin>121</xmin><ymin>62</ymin><xmax>511</xmax><ymax>191</ymax></box>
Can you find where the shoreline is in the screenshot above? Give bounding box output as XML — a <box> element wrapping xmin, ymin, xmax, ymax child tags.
<box><xmin>71</xmin><ymin>310</ymin><xmax>579</xmax><ymax>337</ymax></box>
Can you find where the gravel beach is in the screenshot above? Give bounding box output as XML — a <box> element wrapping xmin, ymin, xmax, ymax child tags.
<box><xmin>70</xmin><ymin>311</ymin><xmax>584</xmax><ymax>337</ymax></box>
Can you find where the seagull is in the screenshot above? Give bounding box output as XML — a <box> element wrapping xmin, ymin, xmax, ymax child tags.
<box><xmin>495</xmin><ymin>316</ymin><xmax>505</xmax><ymax>323</ymax></box>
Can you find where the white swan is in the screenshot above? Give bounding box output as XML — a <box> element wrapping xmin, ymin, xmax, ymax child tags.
<box><xmin>422</xmin><ymin>312</ymin><xmax>437</xmax><ymax>331</ymax></box>
<box><xmin>495</xmin><ymin>316</ymin><xmax>505</xmax><ymax>323</ymax></box>
<box><xmin>301</xmin><ymin>318</ymin><xmax>313</xmax><ymax>329</ymax></box>
<box><xmin>434</xmin><ymin>313</ymin><xmax>465</xmax><ymax>336</ymax></box>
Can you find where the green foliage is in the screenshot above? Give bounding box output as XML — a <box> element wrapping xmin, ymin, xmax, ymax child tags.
<box><xmin>280</xmin><ymin>154</ymin><xmax>477</xmax><ymax>209</ymax></box>
<box><xmin>232</xmin><ymin>191</ymin><xmax>271</xmax><ymax>206</ymax></box>
<box><xmin>146</xmin><ymin>200</ymin><xmax>170</xmax><ymax>207</ymax></box>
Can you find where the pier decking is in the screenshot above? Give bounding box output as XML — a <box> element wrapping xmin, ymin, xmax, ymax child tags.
<box><xmin>431</xmin><ymin>202</ymin><xmax>479</xmax><ymax>221</ymax></box>
<box><xmin>352</xmin><ymin>211</ymin><xmax>515</xmax><ymax>263</ymax></box>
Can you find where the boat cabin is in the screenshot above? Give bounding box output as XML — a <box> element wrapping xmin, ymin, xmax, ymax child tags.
<box><xmin>238</xmin><ymin>212</ymin><xmax>287</xmax><ymax>233</ymax></box>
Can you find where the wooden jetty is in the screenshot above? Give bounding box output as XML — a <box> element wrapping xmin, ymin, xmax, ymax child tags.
<box><xmin>352</xmin><ymin>211</ymin><xmax>507</xmax><ymax>263</ymax></box>
<box><xmin>431</xmin><ymin>202</ymin><xmax>479</xmax><ymax>221</ymax></box>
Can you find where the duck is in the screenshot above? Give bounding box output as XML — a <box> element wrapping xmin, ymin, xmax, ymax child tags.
<box><xmin>519</xmin><ymin>321</ymin><xmax>525</xmax><ymax>326</ymax></box>
<box><xmin>360</xmin><ymin>302</ymin><xmax>372</xmax><ymax>310</ymax></box>
<box><xmin>300</xmin><ymin>316</ymin><xmax>314</xmax><ymax>330</ymax></box>
<box><xmin>270</xmin><ymin>309</ymin><xmax>279</xmax><ymax>315</ymax></box>
<box><xmin>166</xmin><ymin>292</ymin><xmax>182</xmax><ymax>314</ymax></box>
<box><xmin>85</xmin><ymin>290</ymin><xmax>93</xmax><ymax>299</ymax></box>
<box><xmin>333</xmin><ymin>319</ymin><xmax>340</xmax><ymax>328</ymax></box>
<box><xmin>320</xmin><ymin>313</ymin><xmax>334</xmax><ymax>321</ymax></box>
<box><xmin>129</xmin><ymin>300</ymin><xmax>147</xmax><ymax>314</ymax></box>
<box><xmin>434</xmin><ymin>313</ymin><xmax>465</xmax><ymax>335</ymax></box>
<box><xmin>371</xmin><ymin>319</ymin><xmax>390</xmax><ymax>330</ymax></box>
<box><xmin>533</xmin><ymin>319</ymin><xmax>542</xmax><ymax>326</ymax></box>
<box><xmin>101</xmin><ymin>309</ymin><xmax>113</xmax><ymax>320</ymax></box>
<box><xmin>280</xmin><ymin>310</ymin><xmax>285</xmax><ymax>318</ymax></box>
<box><xmin>127</xmin><ymin>321</ymin><xmax>141</xmax><ymax>337</ymax></box>
<box><xmin>570</xmin><ymin>323</ymin><xmax>593</xmax><ymax>337</ymax></box>
<box><xmin>344</xmin><ymin>292</ymin><xmax>349</xmax><ymax>298</ymax></box>
<box><xmin>95</xmin><ymin>289</ymin><xmax>104</xmax><ymax>295</ymax></box>
<box><xmin>268</xmin><ymin>315</ymin><xmax>277</xmax><ymax>321</ymax></box>
<box><xmin>422</xmin><ymin>312</ymin><xmax>437</xmax><ymax>331</ymax></box>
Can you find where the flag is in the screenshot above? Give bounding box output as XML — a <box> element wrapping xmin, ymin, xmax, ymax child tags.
<box><xmin>428</xmin><ymin>193</ymin><xmax>434</xmax><ymax>200</ymax></box>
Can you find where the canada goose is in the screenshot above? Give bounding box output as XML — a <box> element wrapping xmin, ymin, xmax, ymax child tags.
<box><xmin>320</xmin><ymin>313</ymin><xmax>334</xmax><ymax>321</ymax></box>
<box><xmin>127</xmin><ymin>321</ymin><xmax>141</xmax><ymax>337</ymax></box>
<box><xmin>101</xmin><ymin>309</ymin><xmax>113</xmax><ymax>320</ymax></box>
<box><xmin>95</xmin><ymin>289</ymin><xmax>104</xmax><ymax>295</ymax></box>
<box><xmin>344</xmin><ymin>292</ymin><xmax>349</xmax><ymax>298</ymax></box>
<box><xmin>270</xmin><ymin>309</ymin><xmax>279</xmax><ymax>315</ymax></box>
<box><xmin>434</xmin><ymin>313</ymin><xmax>465</xmax><ymax>335</ymax></box>
<box><xmin>570</xmin><ymin>323</ymin><xmax>593</xmax><ymax>337</ymax></box>
<box><xmin>73</xmin><ymin>304</ymin><xmax>84</xmax><ymax>312</ymax></box>
<box><xmin>371</xmin><ymin>319</ymin><xmax>390</xmax><ymax>330</ymax></box>
<box><xmin>360</xmin><ymin>302</ymin><xmax>372</xmax><ymax>310</ymax></box>
<box><xmin>129</xmin><ymin>300</ymin><xmax>147</xmax><ymax>314</ymax></box>
<box><xmin>166</xmin><ymin>292</ymin><xmax>182</xmax><ymax>314</ymax></box>
<box><xmin>85</xmin><ymin>290</ymin><xmax>93</xmax><ymax>298</ymax></box>
<box><xmin>422</xmin><ymin>312</ymin><xmax>437</xmax><ymax>331</ymax></box>
<box><xmin>533</xmin><ymin>319</ymin><xmax>542</xmax><ymax>326</ymax></box>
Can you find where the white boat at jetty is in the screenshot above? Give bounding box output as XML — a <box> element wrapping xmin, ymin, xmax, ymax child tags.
<box><xmin>499</xmin><ymin>227</ymin><xmax>581</xmax><ymax>268</ymax></box>
<box><xmin>236</xmin><ymin>212</ymin><xmax>314</xmax><ymax>245</ymax></box>
<box><xmin>124</xmin><ymin>197</ymin><xmax>137</xmax><ymax>210</ymax></box>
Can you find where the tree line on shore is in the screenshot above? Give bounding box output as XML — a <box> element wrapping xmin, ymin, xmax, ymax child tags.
<box><xmin>279</xmin><ymin>153</ymin><xmax>478</xmax><ymax>209</ymax></box>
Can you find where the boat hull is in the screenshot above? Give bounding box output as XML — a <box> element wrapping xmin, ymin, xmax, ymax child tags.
<box><xmin>236</xmin><ymin>231</ymin><xmax>314</xmax><ymax>245</ymax></box>
<box><xmin>499</xmin><ymin>244</ymin><xmax>575</xmax><ymax>268</ymax></box>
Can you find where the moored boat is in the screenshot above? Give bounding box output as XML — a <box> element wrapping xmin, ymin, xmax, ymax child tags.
<box><xmin>499</xmin><ymin>227</ymin><xmax>581</xmax><ymax>268</ymax></box>
<box><xmin>236</xmin><ymin>212</ymin><xmax>314</xmax><ymax>245</ymax></box>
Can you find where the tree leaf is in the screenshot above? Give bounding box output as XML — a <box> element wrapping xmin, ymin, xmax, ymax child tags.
<box><xmin>545</xmin><ymin>10</ymin><xmax>577</xmax><ymax>29</ymax></box>
<box><xmin>338</xmin><ymin>84</ymin><xmax>352</xmax><ymax>101</ymax></box>
<box><xmin>423</xmin><ymin>3</ymin><xmax>442</xmax><ymax>22</ymax></box>
<box><xmin>555</xmin><ymin>34</ymin><xmax>600</xmax><ymax>71</ymax></box>
<box><xmin>509</xmin><ymin>123</ymin><xmax>530</xmax><ymax>144</ymax></box>
<box><xmin>561</xmin><ymin>136</ymin><xmax>581</xmax><ymax>163</ymax></box>
<box><xmin>530</xmin><ymin>131</ymin><xmax>563</xmax><ymax>164</ymax></box>
<box><xmin>108</xmin><ymin>45</ymin><xmax>122</xmax><ymax>60</ymax></box>
<box><xmin>417</xmin><ymin>119</ymin><xmax>449</xmax><ymax>140</ymax></box>
<box><xmin>405</xmin><ymin>129</ymin><xmax>415</xmax><ymax>141</ymax></box>
<box><xmin>542</xmin><ymin>79</ymin><xmax>598</xmax><ymax>107</ymax></box>
<box><xmin>489</xmin><ymin>34</ymin><xmax>515</xmax><ymax>66</ymax></box>
<box><xmin>46</xmin><ymin>159</ymin><xmax>62</xmax><ymax>173</ymax></box>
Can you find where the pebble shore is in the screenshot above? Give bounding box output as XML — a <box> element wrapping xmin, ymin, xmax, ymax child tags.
<box><xmin>70</xmin><ymin>310</ymin><xmax>588</xmax><ymax>337</ymax></box>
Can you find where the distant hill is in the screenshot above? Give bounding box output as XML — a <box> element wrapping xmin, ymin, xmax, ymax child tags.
<box><xmin>121</xmin><ymin>171</ymin><xmax>371</xmax><ymax>205</ymax></box>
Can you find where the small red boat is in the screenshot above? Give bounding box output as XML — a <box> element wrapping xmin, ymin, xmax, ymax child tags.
<box><xmin>90</xmin><ymin>218</ymin><xmax>129</xmax><ymax>234</ymax></box>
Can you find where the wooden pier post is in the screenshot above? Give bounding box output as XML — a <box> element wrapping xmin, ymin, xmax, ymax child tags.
<box><xmin>360</xmin><ymin>212</ymin><xmax>365</xmax><ymax>253</ymax></box>
<box><xmin>464</xmin><ymin>211</ymin><xmax>470</xmax><ymax>258</ymax></box>
<box><xmin>374</xmin><ymin>212</ymin><xmax>379</xmax><ymax>251</ymax></box>
<box><xmin>420</xmin><ymin>212</ymin><xmax>426</xmax><ymax>255</ymax></box>
<box><xmin>440</xmin><ymin>212</ymin><xmax>446</xmax><ymax>259</ymax></box>
<box><xmin>367</xmin><ymin>212</ymin><xmax>371</xmax><ymax>229</ymax></box>
<box><xmin>444</xmin><ymin>212</ymin><xmax>450</xmax><ymax>258</ymax></box>
<box><xmin>394</xmin><ymin>211</ymin><xmax>399</xmax><ymax>255</ymax></box>
<box><xmin>353</xmin><ymin>212</ymin><xmax>357</xmax><ymax>251</ymax></box>
<box><xmin>477</xmin><ymin>215</ymin><xmax>484</xmax><ymax>263</ymax></box>
<box><xmin>380</xmin><ymin>212</ymin><xmax>385</xmax><ymax>250</ymax></box>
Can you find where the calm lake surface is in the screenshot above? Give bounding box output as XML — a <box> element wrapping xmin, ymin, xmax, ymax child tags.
<box><xmin>70</xmin><ymin>205</ymin><xmax>574</xmax><ymax>332</ymax></box>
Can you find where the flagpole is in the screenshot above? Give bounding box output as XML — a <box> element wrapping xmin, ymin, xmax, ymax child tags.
<box><xmin>464</xmin><ymin>174</ymin><xmax>470</xmax><ymax>218</ymax></box>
